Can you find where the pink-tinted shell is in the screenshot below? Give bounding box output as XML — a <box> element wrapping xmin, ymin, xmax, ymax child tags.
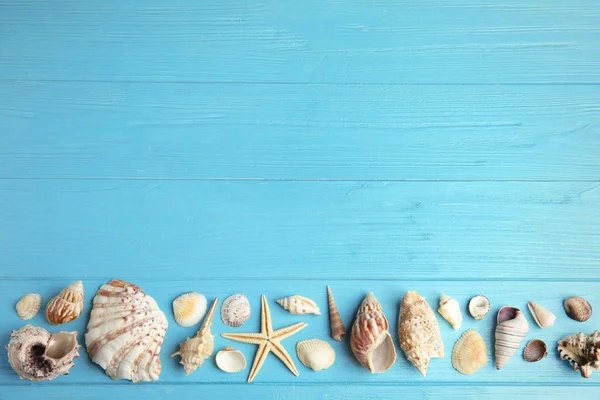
<box><xmin>221</xmin><ymin>294</ymin><xmax>251</xmax><ymax>327</ymax></box>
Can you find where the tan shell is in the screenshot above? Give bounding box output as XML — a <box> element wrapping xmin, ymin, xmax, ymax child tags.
<box><xmin>468</xmin><ymin>295</ymin><xmax>490</xmax><ymax>320</ymax></box>
<box><xmin>46</xmin><ymin>280</ymin><xmax>84</xmax><ymax>325</ymax></box>
<box><xmin>564</xmin><ymin>296</ymin><xmax>592</xmax><ymax>322</ymax></box>
<box><xmin>495</xmin><ymin>306</ymin><xmax>529</xmax><ymax>370</ymax></box>
<box><xmin>452</xmin><ymin>330</ymin><xmax>487</xmax><ymax>375</ymax></box>
<box><xmin>16</xmin><ymin>293</ymin><xmax>42</xmax><ymax>320</ymax></box>
<box><xmin>296</xmin><ymin>339</ymin><xmax>336</xmax><ymax>372</ymax></box>
<box><xmin>558</xmin><ymin>331</ymin><xmax>600</xmax><ymax>378</ymax></box>
<box><xmin>523</xmin><ymin>339</ymin><xmax>547</xmax><ymax>363</ymax></box>
<box><xmin>276</xmin><ymin>295</ymin><xmax>321</xmax><ymax>315</ymax></box>
<box><xmin>398</xmin><ymin>291</ymin><xmax>444</xmax><ymax>376</ymax></box>
<box><xmin>527</xmin><ymin>302</ymin><xmax>556</xmax><ymax>329</ymax></box>
<box><xmin>221</xmin><ymin>294</ymin><xmax>251</xmax><ymax>327</ymax></box>
<box><xmin>327</xmin><ymin>286</ymin><xmax>346</xmax><ymax>341</ymax></box>
<box><xmin>438</xmin><ymin>294</ymin><xmax>462</xmax><ymax>330</ymax></box>
<box><xmin>173</xmin><ymin>292</ymin><xmax>207</xmax><ymax>327</ymax></box>
<box><xmin>350</xmin><ymin>292</ymin><xmax>397</xmax><ymax>373</ymax></box>
<box><xmin>215</xmin><ymin>347</ymin><xmax>246</xmax><ymax>373</ymax></box>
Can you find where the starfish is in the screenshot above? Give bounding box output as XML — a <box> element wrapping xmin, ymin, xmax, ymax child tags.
<box><xmin>221</xmin><ymin>295</ymin><xmax>307</xmax><ymax>383</ymax></box>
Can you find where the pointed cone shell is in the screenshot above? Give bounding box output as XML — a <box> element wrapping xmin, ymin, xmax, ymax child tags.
<box><xmin>398</xmin><ymin>291</ymin><xmax>444</xmax><ymax>376</ymax></box>
<box><xmin>495</xmin><ymin>306</ymin><xmax>529</xmax><ymax>370</ymax></box>
<box><xmin>215</xmin><ymin>347</ymin><xmax>246</xmax><ymax>373</ymax></box>
<box><xmin>468</xmin><ymin>295</ymin><xmax>490</xmax><ymax>320</ymax></box>
<box><xmin>296</xmin><ymin>339</ymin><xmax>336</xmax><ymax>372</ymax></box>
<box><xmin>276</xmin><ymin>295</ymin><xmax>321</xmax><ymax>315</ymax></box>
<box><xmin>173</xmin><ymin>292</ymin><xmax>207</xmax><ymax>327</ymax></box>
<box><xmin>16</xmin><ymin>293</ymin><xmax>42</xmax><ymax>320</ymax></box>
<box><xmin>438</xmin><ymin>294</ymin><xmax>462</xmax><ymax>330</ymax></box>
<box><xmin>350</xmin><ymin>292</ymin><xmax>397</xmax><ymax>373</ymax></box>
<box><xmin>452</xmin><ymin>330</ymin><xmax>487</xmax><ymax>375</ymax></box>
<box><xmin>327</xmin><ymin>286</ymin><xmax>346</xmax><ymax>341</ymax></box>
<box><xmin>527</xmin><ymin>302</ymin><xmax>556</xmax><ymax>329</ymax></box>
<box><xmin>46</xmin><ymin>281</ymin><xmax>84</xmax><ymax>325</ymax></box>
<box><xmin>523</xmin><ymin>339</ymin><xmax>547</xmax><ymax>363</ymax></box>
<box><xmin>221</xmin><ymin>294</ymin><xmax>251</xmax><ymax>327</ymax></box>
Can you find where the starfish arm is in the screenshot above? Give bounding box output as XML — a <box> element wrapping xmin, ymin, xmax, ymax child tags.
<box><xmin>221</xmin><ymin>332</ymin><xmax>266</xmax><ymax>345</ymax></box>
<box><xmin>247</xmin><ymin>341</ymin><xmax>271</xmax><ymax>383</ymax></box>
<box><xmin>261</xmin><ymin>295</ymin><xmax>273</xmax><ymax>337</ymax></box>
<box><xmin>272</xmin><ymin>322</ymin><xmax>308</xmax><ymax>341</ymax></box>
<box><xmin>270</xmin><ymin>340</ymin><xmax>299</xmax><ymax>376</ymax></box>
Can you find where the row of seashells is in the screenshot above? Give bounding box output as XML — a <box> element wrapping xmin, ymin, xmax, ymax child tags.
<box><xmin>15</xmin><ymin>281</ymin><xmax>85</xmax><ymax>325</ymax></box>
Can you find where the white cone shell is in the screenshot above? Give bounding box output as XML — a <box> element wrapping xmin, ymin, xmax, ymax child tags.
<box><xmin>438</xmin><ymin>294</ymin><xmax>462</xmax><ymax>330</ymax></box>
<box><xmin>276</xmin><ymin>295</ymin><xmax>321</xmax><ymax>315</ymax></box>
<box><xmin>527</xmin><ymin>302</ymin><xmax>556</xmax><ymax>329</ymax></box>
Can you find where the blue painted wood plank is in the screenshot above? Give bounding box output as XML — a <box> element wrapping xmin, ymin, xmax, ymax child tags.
<box><xmin>1</xmin><ymin>0</ymin><xmax>599</xmax><ymax>83</ymax></box>
<box><xmin>1</xmin><ymin>82</ymin><xmax>599</xmax><ymax>180</ymax></box>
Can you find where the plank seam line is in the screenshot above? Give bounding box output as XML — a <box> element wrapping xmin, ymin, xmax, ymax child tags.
<box><xmin>1</xmin><ymin>382</ymin><xmax>599</xmax><ymax>387</ymax></box>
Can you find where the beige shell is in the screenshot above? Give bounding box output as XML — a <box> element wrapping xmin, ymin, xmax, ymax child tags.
<box><xmin>46</xmin><ymin>280</ymin><xmax>84</xmax><ymax>325</ymax></box>
<box><xmin>527</xmin><ymin>302</ymin><xmax>556</xmax><ymax>329</ymax></box>
<box><xmin>327</xmin><ymin>286</ymin><xmax>346</xmax><ymax>341</ymax></box>
<box><xmin>398</xmin><ymin>291</ymin><xmax>444</xmax><ymax>376</ymax></box>
<box><xmin>495</xmin><ymin>306</ymin><xmax>529</xmax><ymax>370</ymax></box>
<box><xmin>221</xmin><ymin>294</ymin><xmax>251</xmax><ymax>327</ymax></box>
<box><xmin>523</xmin><ymin>339</ymin><xmax>547</xmax><ymax>363</ymax></box>
<box><xmin>6</xmin><ymin>324</ymin><xmax>80</xmax><ymax>381</ymax></box>
<box><xmin>452</xmin><ymin>329</ymin><xmax>487</xmax><ymax>375</ymax></box>
<box><xmin>172</xmin><ymin>298</ymin><xmax>219</xmax><ymax>375</ymax></box>
<box><xmin>564</xmin><ymin>296</ymin><xmax>592</xmax><ymax>322</ymax></box>
<box><xmin>215</xmin><ymin>347</ymin><xmax>246</xmax><ymax>373</ymax></box>
<box><xmin>351</xmin><ymin>292</ymin><xmax>397</xmax><ymax>373</ymax></box>
<box><xmin>16</xmin><ymin>293</ymin><xmax>42</xmax><ymax>320</ymax></box>
<box><xmin>468</xmin><ymin>295</ymin><xmax>490</xmax><ymax>320</ymax></box>
<box><xmin>558</xmin><ymin>331</ymin><xmax>600</xmax><ymax>378</ymax></box>
<box><xmin>173</xmin><ymin>292</ymin><xmax>207</xmax><ymax>327</ymax></box>
<box><xmin>296</xmin><ymin>339</ymin><xmax>336</xmax><ymax>372</ymax></box>
<box><xmin>438</xmin><ymin>294</ymin><xmax>462</xmax><ymax>330</ymax></box>
<box><xmin>276</xmin><ymin>295</ymin><xmax>321</xmax><ymax>315</ymax></box>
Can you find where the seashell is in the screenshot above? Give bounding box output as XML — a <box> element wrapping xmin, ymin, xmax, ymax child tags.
<box><xmin>557</xmin><ymin>331</ymin><xmax>600</xmax><ymax>378</ymax></box>
<box><xmin>221</xmin><ymin>294</ymin><xmax>251</xmax><ymax>327</ymax></box>
<box><xmin>46</xmin><ymin>280</ymin><xmax>84</xmax><ymax>325</ymax></box>
<box><xmin>527</xmin><ymin>302</ymin><xmax>556</xmax><ymax>329</ymax></box>
<box><xmin>350</xmin><ymin>292</ymin><xmax>397</xmax><ymax>373</ymax></box>
<box><xmin>564</xmin><ymin>296</ymin><xmax>592</xmax><ymax>322</ymax></box>
<box><xmin>495</xmin><ymin>306</ymin><xmax>529</xmax><ymax>370</ymax></box>
<box><xmin>296</xmin><ymin>339</ymin><xmax>336</xmax><ymax>372</ymax></box>
<box><xmin>6</xmin><ymin>324</ymin><xmax>80</xmax><ymax>381</ymax></box>
<box><xmin>85</xmin><ymin>279</ymin><xmax>168</xmax><ymax>382</ymax></box>
<box><xmin>398</xmin><ymin>291</ymin><xmax>444</xmax><ymax>376</ymax></box>
<box><xmin>468</xmin><ymin>295</ymin><xmax>490</xmax><ymax>320</ymax></box>
<box><xmin>172</xmin><ymin>298</ymin><xmax>219</xmax><ymax>375</ymax></box>
<box><xmin>523</xmin><ymin>339</ymin><xmax>547</xmax><ymax>363</ymax></box>
<box><xmin>451</xmin><ymin>329</ymin><xmax>487</xmax><ymax>375</ymax></box>
<box><xmin>438</xmin><ymin>294</ymin><xmax>462</xmax><ymax>330</ymax></box>
<box><xmin>15</xmin><ymin>293</ymin><xmax>42</xmax><ymax>320</ymax></box>
<box><xmin>173</xmin><ymin>292</ymin><xmax>207</xmax><ymax>327</ymax></box>
<box><xmin>276</xmin><ymin>295</ymin><xmax>321</xmax><ymax>315</ymax></box>
<box><xmin>327</xmin><ymin>286</ymin><xmax>346</xmax><ymax>341</ymax></box>
<box><xmin>215</xmin><ymin>347</ymin><xmax>247</xmax><ymax>373</ymax></box>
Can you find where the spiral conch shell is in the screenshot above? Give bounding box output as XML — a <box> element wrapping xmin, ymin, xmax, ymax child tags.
<box><xmin>495</xmin><ymin>306</ymin><xmax>529</xmax><ymax>370</ymax></box>
<box><xmin>557</xmin><ymin>331</ymin><xmax>600</xmax><ymax>378</ymax></box>
<box><xmin>276</xmin><ymin>295</ymin><xmax>320</xmax><ymax>315</ymax></box>
<box><xmin>85</xmin><ymin>279</ymin><xmax>168</xmax><ymax>382</ymax></box>
<box><xmin>350</xmin><ymin>292</ymin><xmax>396</xmax><ymax>373</ymax></box>
<box><xmin>398</xmin><ymin>291</ymin><xmax>444</xmax><ymax>376</ymax></box>
<box><xmin>452</xmin><ymin>329</ymin><xmax>487</xmax><ymax>375</ymax></box>
<box><xmin>438</xmin><ymin>294</ymin><xmax>462</xmax><ymax>330</ymax></box>
<box><xmin>172</xmin><ymin>298</ymin><xmax>219</xmax><ymax>375</ymax></box>
<box><xmin>327</xmin><ymin>286</ymin><xmax>346</xmax><ymax>341</ymax></box>
<box><xmin>16</xmin><ymin>293</ymin><xmax>42</xmax><ymax>320</ymax></box>
<box><xmin>6</xmin><ymin>324</ymin><xmax>80</xmax><ymax>381</ymax></box>
<box><xmin>46</xmin><ymin>280</ymin><xmax>84</xmax><ymax>325</ymax></box>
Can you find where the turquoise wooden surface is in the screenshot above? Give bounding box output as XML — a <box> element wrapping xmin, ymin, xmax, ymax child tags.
<box><xmin>1</xmin><ymin>0</ymin><xmax>599</xmax><ymax>399</ymax></box>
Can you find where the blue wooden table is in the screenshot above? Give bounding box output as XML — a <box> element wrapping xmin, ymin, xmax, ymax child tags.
<box><xmin>1</xmin><ymin>0</ymin><xmax>599</xmax><ymax>398</ymax></box>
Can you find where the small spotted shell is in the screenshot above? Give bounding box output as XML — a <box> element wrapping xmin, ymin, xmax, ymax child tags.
<box><xmin>221</xmin><ymin>294</ymin><xmax>251</xmax><ymax>327</ymax></box>
<box><xmin>564</xmin><ymin>296</ymin><xmax>592</xmax><ymax>322</ymax></box>
<box><xmin>46</xmin><ymin>281</ymin><xmax>84</xmax><ymax>325</ymax></box>
<box><xmin>16</xmin><ymin>293</ymin><xmax>42</xmax><ymax>320</ymax></box>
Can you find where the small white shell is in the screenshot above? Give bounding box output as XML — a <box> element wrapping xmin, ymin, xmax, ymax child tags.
<box><xmin>276</xmin><ymin>295</ymin><xmax>321</xmax><ymax>315</ymax></box>
<box><xmin>527</xmin><ymin>302</ymin><xmax>556</xmax><ymax>329</ymax></box>
<box><xmin>215</xmin><ymin>347</ymin><xmax>246</xmax><ymax>373</ymax></box>
<box><xmin>468</xmin><ymin>295</ymin><xmax>490</xmax><ymax>320</ymax></box>
<box><xmin>172</xmin><ymin>292</ymin><xmax>207</xmax><ymax>327</ymax></box>
<box><xmin>16</xmin><ymin>293</ymin><xmax>42</xmax><ymax>320</ymax></box>
<box><xmin>296</xmin><ymin>339</ymin><xmax>335</xmax><ymax>372</ymax></box>
<box><xmin>221</xmin><ymin>294</ymin><xmax>251</xmax><ymax>327</ymax></box>
<box><xmin>438</xmin><ymin>294</ymin><xmax>462</xmax><ymax>330</ymax></box>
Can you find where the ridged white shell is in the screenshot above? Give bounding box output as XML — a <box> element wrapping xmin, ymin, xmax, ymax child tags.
<box><xmin>172</xmin><ymin>292</ymin><xmax>207</xmax><ymax>327</ymax></box>
<box><xmin>46</xmin><ymin>280</ymin><xmax>84</xmax><ymax>325</ymax></box>
<box><xmin>468</xmin><ymin>295</ymin><xmax>490</xmax><ymax>320</ymax></box>
<box><xmin>495</xmin><ymin>306</ymin><xmax>528</xmax><ymax>370</ymax></box>
<box><xmin>221</xmin><ymin>294</ymin><xmax>251</xmax><ymax>327</ymax></box>
<box><xmin>276</xmin><ymin>295</ymin><xmax>321</xmax><ymax>315</ymax></box>
<box><xmin>527</xmin><ymin>302</ymin><xmax>556</xmax><ymax>329</ymax></box>
<box><xmin>16</xmin><ymin>293</ymin><xmax>42</xmax><ymax>320</ymax></box>
<box><xmin>452</xmin><ymin>330</ymin><xmax>487</xmax><ymax>375</ymax></box>
<box><xmin>438</xmin><ymin>294</ymin><xmax>462</xmax><ymax>330</ymax></box>
<box><xmin>557</xmin><ymin>331</ymin><xmax>600</xmax><ymax>378</ymax></box>
<box><xmin>215</xmin><ymin>347</ymin><xmax>247</xmax><ymax>373</ymax></box>
<box><xmin>296</xmin><ymin>339</ymin><xmax>336</xmax><ymax>372</ymax></box>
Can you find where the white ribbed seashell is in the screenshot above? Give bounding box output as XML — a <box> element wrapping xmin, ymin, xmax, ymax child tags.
<box><xmin>221</xmin><ymin>294</ymin><xmax>251</xmax><ymax>327</ymax></box>
<box><xmin>172</xmin><ymin>292</ymin><xmax>207</xmax><ymax>327</ymax></box>
<box><xmin>495</xmin><ymin>306</ymin><xmax>529</xmax><ymax>370</ymax></box>
<box><xmin>438</xmin><ymin>294</ymin><xmax>462</xmax><ymax>330</ymax></box>
<box><xmin>452</xmin><ymin>329</ymin><xmax>487</xmax><ymax>375</ymax></box>
<box><xmin>296</xmin><ymin>339</ymin><xmax>336</xmax><ymax>372</ymax></box>
<box><xmin>527</xmin><ymin>302</ymin><xmax>556</xmax><ymax>329</ymax></box>
<box><xmin>46</xmin><ymin>280</ymin><xmax>84</xmax><ymax>325</ymax></box>
<box><xmin>351</xmin><ymin>292</ymin><xmax>396</xmax><ymax>373</ymax></box>
<box><xmin>16</xmin><ymin>293</ymin><xmax>42</xmax><ymax>320</ymax></box>
<box><xmin>327</xmin><ymin>286</ymin><xmax>346</xmax><ymax>341</ymax></box>
<box><xmin>85</xmin><ymin>280</ymin><xmax>168</xmax><ymax>382</ymax></box>
<box><xmin>276</xmin><ymin>295</ymin><xmax>321</xmax><ymax>315</ymax></box>
<box><xmin>468</xmin><ymin>295</ymin><xmax>490</xmax><ymax>320</ymax></box>
<box><xmin>215</xmin><ymin>347</ymin><xmax>246</xmax><ymax>373</ymax></box>
<box><xmin>557</xmin><ymin>331</ymin><xmax>600</xmax><ymax>378</ymax></box>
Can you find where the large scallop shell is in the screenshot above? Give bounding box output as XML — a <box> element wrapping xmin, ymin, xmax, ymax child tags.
<box><xmin>438</xmin><ymin>294</ymin><xmax>462</xmax><ymax>330</ymax></box>
<box><xmin>296</xmin><ymin>339</ymin><xmax>336</xmax><ymax>372</ymax></box>
<box><xmin>327</xmin><ymin>286</ymin><xmax>346</xmax><ymax>341</ymax></box>
<box><xmin>468</xmin><ymin>295</ymin><xmax>490</xmax><ymax>320</ymax></box>
<box><xmin>523</xmin><ymin>339</ymin><xmax>547</xmax><ymax>363</ymax></box>
<box><xmin>398</xmin><ymin>291</ymin><xmax>444</xmax><ymax>376</ymax></box>
<box><xmin>557</xmin><ymin>331</ymin><xmax>600</xmax><ymax>378</ymax></box>
<box><xmin>564</xmin><ymin>296</ymin><xmax>592</xmax><ymax>322</ymax></box>
<box><xmin>173</xmin><ymin>292</ymin><xmax>207</xmax><ymax>327</ymax></box>
<box><xmin>276</xmin><ymin>295</ymin><xmax>321</xmax><ymax>315</ymax></box>
<box><xmin>452</xmin><ymin>329</ymin><xmax>487</xmax><ymax>375</ymax></box>
<box><xmin>350</xmin><ymin>292</ymin><xmax>397</xmax><ymax>373</ymax></box>
<box><xmin>16</xmin><ymin>293</ymin><xmax>42</xmax><ymax>320</ymax></box>
<box><xmin>46</xmin><ymin>280</ymin><xmax>84</xmax><ymax>325</ymax></box>
<box><xmin>215</xmin><ymin>347</ymin><xmax>246</xmax><ymax>373</ymax></box>
<box><xmin>85</xmin><ymin>279</ymin><xmax>168</xmax><ymax>382</ymax></box>
<box><xmin>495</xmin><ymin>306</ymin><xmax>529</xmax><ymax>370</ymax></box>
<box><xmin>221</xmin><ymin>294</ymin><xmax>251</xmax><ymax>327</ymax></box>
<box><xmin>527</xmin><ymin>302</ymin><xmax>556</xmax><ymax>329</ymax></box>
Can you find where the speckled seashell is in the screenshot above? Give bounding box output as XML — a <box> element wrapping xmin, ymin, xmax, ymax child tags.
<box><xmin>276</xmin><ymin>295</ymin><xmax>321</xmax><ymax>315</ymax></box>
<box><xmin>452</xmin><ymin>329</ymin><xmax>487</xmax><ymax>375</ymax></box>
<box><xmin>523</xmin><ymin>339</ymin><xmax>547</xmax><ymax>363</ymax></box>
<box><xmin>173</xmin><ymin>292</ymin><xmax>207</xmax><ymax>327</ymax></box>
<box><xmin>527</xmin><ymin>302</ymin><xmax>556</xmax><ymax>329</ymax></box>
<box><xmin>221</xmin><ymin>294</ymin><xmax>251</xmax><ymax>327</ymax></box>
<box><xmin>16</xmin><ymin>293</ymin><xmax>42</xmax><ymax>320</ymax></box>
<box><xmin>215</xmin><ymin>347</ymin><xmax>246</xmax><ymax>373</ymax></box>
<box><xmin>495</xmin><ymin>306</ymin><xmax>529</xmax><ymax>370</ymax></box>
<box><xmin>557</xmin><ymin>331</ymin><xmax>600</xmax><ymax>378</ymax></box>
<box><xmin>468</xmin><ymin>295</ymin><xmax>490</xmax><ymax>320</ymax></box>
<box><xmin>46</xmin><ymin>280</ymin><xmax>84</xmax><ymax>325</ymax></box>
<box><xmin>438</xmin><ymin>294</ymin><xmax>462</xmax><ymax>330</ymax></box>
<box><xmin>296</xmin><ymin>339</ymin><xmax>335</xmax><ymax>372</ymax></box>
<box><xmin>564</xmin><ymin>296</ymin><xmax>592</xmax><ymax>322</ymax></box>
